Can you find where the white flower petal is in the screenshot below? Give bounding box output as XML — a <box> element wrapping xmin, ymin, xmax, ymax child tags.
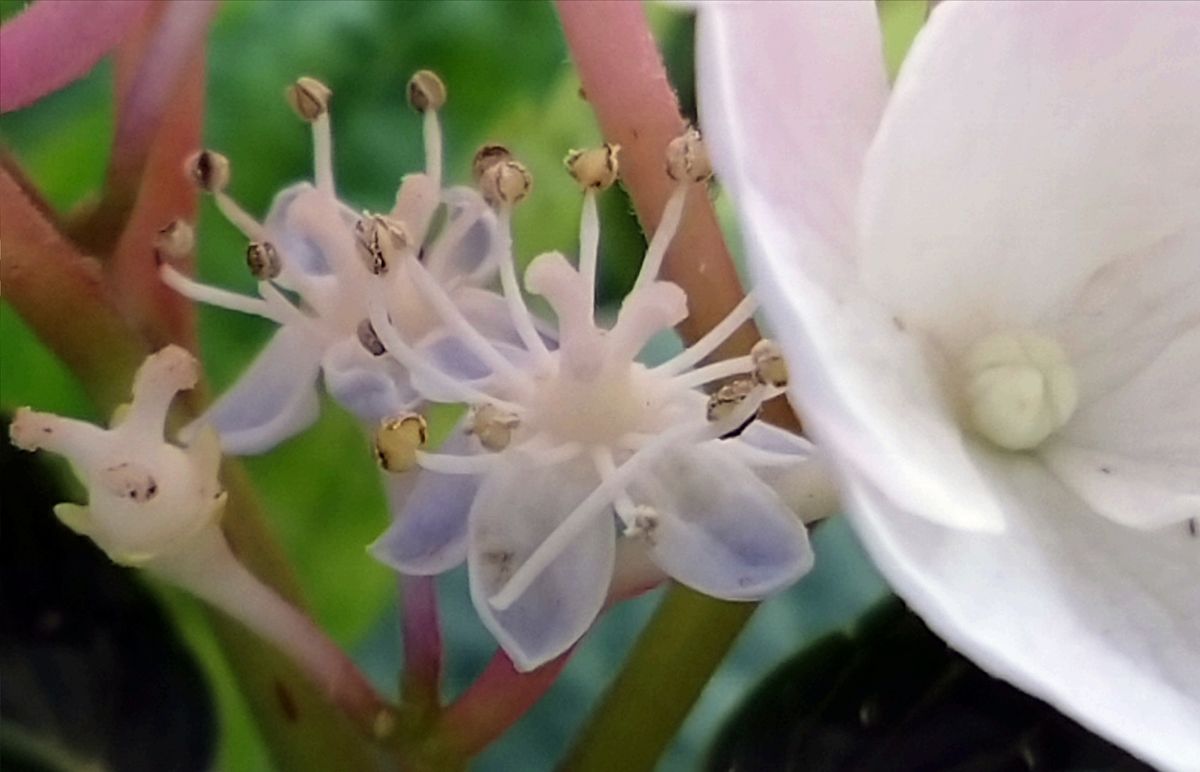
<box><xmin>263</xmin><ymin>182</ymin><xmax>335</xmax><ymax>277</ymax></box>
<box><xmin>630</xmin><ymin>444</ymin><xmax>813</xmax><ymax>600</ymax></box>
<box><xmin>737</xmin><ymin>206</ymin><xmax>1006</xmax><ymax>532</ymax></box>
<box><xmin>468</xmin><ymin>454</ymin><xmax>615</xmax><ymax>672</ymax></box>
<box><xmin>427</xmin><ymin>186</ymin><xmax>498</xmax><ymax>284</ymax></box>
<box><xmin>858</xmin><ymin>2</ymin><xmax>1200</xmax><ymax>349</ymax></box>
<box><xmin>188</xmin><ymin>326</ymin><xmax>321</xmax><ymax>455</ymax></box>
<box><xmin>697</xmin><ymin>0</ymin><xmax>888</xmax><ymax>261</ymax></box>
<box><xmin>391</xmin><ymin>173</ymin><xmax>440</xmax><ymax>245</ymax></box>
<box><xmin>1044</xmin><ymin>326</ymin><xmax>1200</xmax><ymax>528</ymax></box>
<box><xmin>371</xmin><ymin>421</ymin><xmax>477</xmax><ymax>575</ymax></box>
<box><xmin>320</xmin><ymin>337</ymin><xmax>416</xmax><ymax>423</ymax></box>
<box><xmin>843</xmin><ymin>456</ymin><xmax>1200</xmax><ymax>771</ymax></box>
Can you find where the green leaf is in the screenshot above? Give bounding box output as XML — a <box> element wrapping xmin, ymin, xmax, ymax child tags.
<box><xmin>709</xmin><ymin>597</ymin><xmax>1152</xmax><ymax>772</ymax></box>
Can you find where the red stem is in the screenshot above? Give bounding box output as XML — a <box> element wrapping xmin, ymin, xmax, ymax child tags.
<box><xmin>401</xmin><ymin>574</ymin><xmax>444</xmax><ymax>712</ymax></box>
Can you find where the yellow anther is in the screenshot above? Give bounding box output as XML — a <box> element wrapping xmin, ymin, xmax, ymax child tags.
<box><xmin>564</xmin><ymin>143</ymin><xmax>620</xmax><ymax>190</ymax></box>
<box><xmin>184</xmin><ymin>150</ymin><xmax>230</xmax><ymax>193</ymax></box>
<box><xmin>374</xmin><ymin>413</ymin><xmax>428</xmax><ymax>473</ymax></box>
<box><xmin>286</xmin><ymin>76</ymin><xmax>332</xmax><ymax>122</ymax></box>
<box><xmin>408</xmin><ymin>70</ymin><xmax>447</xmax><ymax>112</ymax></box>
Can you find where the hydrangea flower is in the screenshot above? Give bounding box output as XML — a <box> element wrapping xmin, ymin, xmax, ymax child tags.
<box><xmin>697</xmin><ymin>1</ymin><xmax>1199</xmax><ymax>766</ymax></box>
<box><xmin>371</xmin><ymin>138</ymin><xmax>819</xmax><ymax>671</ymax></box>
<box><xmin>160</xmin><ymin>73</ymin><xmax>520</xmax><ymax>454</ymax></box>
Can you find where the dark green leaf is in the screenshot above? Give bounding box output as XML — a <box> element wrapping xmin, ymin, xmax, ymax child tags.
<box><xmin>0</xmin><ymin>416</ymin><xmax>216</xmax><ymax>772</ymax></box>
<box><xmin>709</xmin><ymin>597</ymin><xmax>1150</xmax><ymax>772</ymax></box>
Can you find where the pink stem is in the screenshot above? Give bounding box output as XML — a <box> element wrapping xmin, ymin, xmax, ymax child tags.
<box><xmin>438</xmin><ymin>649</ymin><xmax>573</xmax><ymax>758</ymax></box>
<box><xmin>556</xmin><ymin>0</ymin><xmax>798</xmax><ymax>431</ymax></box>
<box><xmin>401</xmin><ymin>574</ymin><xmax>444</xmax><ymax>710</ymax></box>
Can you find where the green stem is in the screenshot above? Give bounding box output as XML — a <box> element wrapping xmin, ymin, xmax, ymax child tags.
<box><xmin>561</xmin><ymin>586</ymin><xmax>757</xmax><ymax>771</ymax></box>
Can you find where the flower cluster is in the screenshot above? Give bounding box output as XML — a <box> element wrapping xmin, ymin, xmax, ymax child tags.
<box><xmin>151</xmin><ymin>74</ymin><xmax>820</xmax><ymax>670</ymax></box>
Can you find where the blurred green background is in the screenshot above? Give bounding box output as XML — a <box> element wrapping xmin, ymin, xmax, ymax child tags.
<box><xmin>0</xmin><ymin>1</ymin><xmax>920</xmax><ymax>768</ymax></box>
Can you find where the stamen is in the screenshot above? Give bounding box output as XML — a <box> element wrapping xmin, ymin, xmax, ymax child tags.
<box><xmin>184</xmin><ymin>150</ymin><xmax>230</xmax><ymax>193</ymax></box>
<box><xmin>706</xmin><ymin>377</ymin><xmax>761</xmax><ymax>438</ymax></box>
<box><xmin>408</xmin><ymin>71</ymin><xmax>446</xmax><ymax>190</ymax></box>
<box><xmin>469</xmin><ymin>403</ymin><xmax>521</xmax><ymax>452</ymax></box>
<box><xmin>160</xmin><ymin>265</ymin><xmax>291</xmax><ymax>325</ymax></box>
<box><xmin>578</xmin><ymin>190</ymin><xmax>601</xmax><ymax>319</ymax></box>
<box><xmin>591</xmin><ymin>447</ymin><xmax>646</xmax><ymax>533</ymax></box>
<box><xmin>374</xmin><ymin>413</ymin><xmax>428</xmax><ymax>473</ymax></box>
<box><xmin>654</xmin><ymin>293</ymin><xmax>759</xmax><ymax>376</ymax></box>
<box><xmin>751</xmin><ymin>339</ymin><xmax>788</xmax><ymax>388</ymax></box>
<box><xmin>155</xmin><ymin>220</ymin><xmax>195</xmax><ymax>262</ymax></box>
<box><xmin>493</xmin><ymin>207</ymin><xmax>554</xmax><ymax>368</ymax></box>
<box><xmin>414</xmin><ymin>449</ymin><xmax>499</xmax><ymax>475</ymax></box>
<box><xmin>212</xmin><ymin>191</ymin><xmax>269</xmax><ymax>242</ymax></box>
<box><xmin>480</xmin><ymin>160</ymin><xmax>532</xmax><ymax>208</ymax></box>
<box><xmin>288</xmin><ymin>77</ymin><xmax>337</xmax><ymax>196</ymax></box>
<box><xmin>357</xmin><ymin>319</ymin><xmax>386</xmax><ymax>356</ymax></box>
<box><xmin>354</xmin><ymin>213</ymin><xmax>409</xmax><ymax>276</ymax></box>
<box><xmin>665</xmin><ymin>128</ymin><xmax>713</xmax><ymax>184</ymax></box>
<box><xmin>669</xmin><ymin>355</ymin><xmax>753</xmax><ymax>391</ymax></box>
<box><xmin>632</xmin><ymin>184</ymin><xmax>685</xmax><ymax>290</ymax></box>
<box><xmin>472</xmin><ymin>144</ymin><xmax>512</xmax><ymax>183</ymax></box>
<box><xmin>564</xmin><ymin>144</ymin><xmax>620</xmax><ymax>191</ymax></box>
<box><xmin>286</xmin><ymin>76</ymin><xmax>332</xmax><ymax>122</ymax></box>
<box><xmin>246</xmin><ymin>242</ymin><xmax>282</xmax><ymax>280</ymax></box>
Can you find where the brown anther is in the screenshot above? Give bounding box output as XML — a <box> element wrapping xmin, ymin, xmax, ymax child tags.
<box><xmin>374</xmin><ymin>413</ymin><xmax>428</xmax><ymax>473</ymax></box>
<box><xmin>479</xmin><ymin>160</ymin><xmax>532</xmax><ymax>207</ymax></box>
<box><xmin>246</xmin><ymin>241</ymin><xmax>282</xmax><ymax>280</ymax></box>
<box><xmin>707</xmin><ymin>377</ymin><xmax>761</xmax><ymax>438</ymax></box>
<box><xmin>665</xmin><ymin>128</ymin><xmax>713</xmax><ymax>183</ymax></box>
<box><xmin>154</xmin><ymin>220</ymin><xmax>195</xmax><ymax>262</ymax></box>
<box><xmin>468</xmin><ymin>403</ymin><xmax>520</xmax><ymax>452</ymax></box>
<box><xmin>185</xmin><ymin>150</ymin><xmax>230</xmax><ymax>193</ymax></box>
<box><xmin>357</xmin><ymin>319</ymin><xmax>386</xmax><ymax>356</ymax></box>
<box><xmin>751</xmin><ymin>339</ymin><xmax>788</xmax><ymax>388</ymax></box>
<box><xmin>408</xmin><ymin>70</ymin><xmax>446</xmax><ymax>112</ymax></box>
<box><xmin>565</xmin><ymin>143</ymin><xmax>620</xmax><ymax>190</ymax></box>
<box><xmin>354</xmin><ymin>213</ymin><xmax>409</xmax><ymax>276</ymax></box>
<box><xmin>286</xmin><ymin>76</ymin><xmax>332</xmax><ymax>122</ymax></box>
<box><xmin>472</xmin><ymin>144</ymin><xmax>513</xmax><ymax>183</ymax></box>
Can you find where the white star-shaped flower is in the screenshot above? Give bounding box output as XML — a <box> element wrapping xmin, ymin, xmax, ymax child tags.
<box><xmin>370</xmin><ymin>141</ymin><xmax>821</xmax><ymax>671</ymax></box>
<box><xmin>697</xmin><ymin>1</ymin><xmax>1199</xmax><ymax>766</ymax></box>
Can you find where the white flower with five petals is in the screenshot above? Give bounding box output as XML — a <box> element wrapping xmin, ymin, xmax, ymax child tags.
<box><xmin>371</xmin><ymin>144</ymin><xmax>820</xmax><ymax>671</ymax></box>
<box><xmin>698</xmin><ymin>1</ymin><xmax>1199</xmax><ymax>767</ymax></box>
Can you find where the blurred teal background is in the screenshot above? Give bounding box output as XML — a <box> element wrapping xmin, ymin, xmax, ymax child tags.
<box><xmin>0</xmin><ymin>1</ymin><xmax>920</xmax><ymax>768</ymax></box>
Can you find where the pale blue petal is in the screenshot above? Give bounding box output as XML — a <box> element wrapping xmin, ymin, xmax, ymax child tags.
<box><xmin>371</xmin><ymin>421</ymin><xmax>478</xmax><ymax>575</ymax></box>
<box><xmin>190</xmin><ymin>326</ymin><xmax>321</xmax><ymax>455</ymax></box>
<box><xmin>321</xmin><ymin>337</ymin><xmax>417</xmax><ymax>423</ymax></box>
<box><xmin>630</xmin><ymin>444</ymin><xmax>813</xmax><ymax>600</ymax></box>
<box><xmin>468</xmin><ymin>454</ymin><xmax>615</xmax><ymax>672</ymax></box>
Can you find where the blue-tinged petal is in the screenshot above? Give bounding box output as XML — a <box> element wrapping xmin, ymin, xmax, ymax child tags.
<box><xmin>187</xmin><ymin>326</ymin><xmax>321</xmax><ymax>455</ymax></box>
<box><xmin>263</xmin><ymin>182</ymin><xmax>333</xmax><ymax>277</ymax></box>
<box><xmin>321</xmin><ymin>337</ymin><xmax>417</xmax><ymax>424</ymax></box>
<box><xmin>371</xmin><ymin>420</ymin><xmax>477</xmax><ymax>576</ymax></box>
<box><xmin>468</xmin><ymin>454</ymin><xmax>615</xmax><ymax>672</ymax></box>
<box><xmin>426</xmin><ymin>186</ymin><xmax>497</xmax><ymax>284</ymax></box>
<box><xmin>630</xmin><ymin>444</ymin><xmax>813</xmax><ymax>601</ymax></box>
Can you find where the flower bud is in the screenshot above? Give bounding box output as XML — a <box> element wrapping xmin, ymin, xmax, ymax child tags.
<box><xmin>565</xmin><ymin>144</ymin><xmax>620</xmax><ymax>190</ymax></box>
<box><xmin>408</xmin><ymin>70</ymin><xmax>446</xmax><ymax>113</ymax></box>
<box><xmin>374</xmin><ymin>413</ymin><xmax>428</xmax><ymax>473</ymax></box>
<box><xmin>665</xmin><ymin>128</ymin><xmax>712</xmax><ymax>183</ymax></box>
<box><xmin>286</xmin><ymin>76</ymin><xmax>332</xmax><ymax>122</ymax></box>
<box><xmin>185</xmin><ymin>150</ymin><xmax>230</xmax><ymax>193</ymax></box>
<box><xmin>479</xmin><ymin>160</ymin><xmax>532</xmax><ymax>207</ymax></box>
<box><xmin>246</xmin><ymin>241</ymin><xmax>282</xmax><ymax>280</ymax></box>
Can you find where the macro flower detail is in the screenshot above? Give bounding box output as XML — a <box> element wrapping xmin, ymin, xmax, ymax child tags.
<box><xmin>160</xmin><ymin>72</ymin><xmax>518</xmax><ymax>454</ymax></box>
<box><xmin>10</xmin><ymin>345</ymin><xmax>224</xmax><ymax>566</ymax></box>
<box><xmin>371</xmin><ymin>137</ymin><xmax>817</xmax><ymax>671</ymax></box>
<box><xmin>698</xmin><ymin>1</ymin><xmax>1200</xmax><ymax>766</ymax></box>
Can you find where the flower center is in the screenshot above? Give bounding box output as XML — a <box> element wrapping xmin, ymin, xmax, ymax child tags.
<box><xmin>527</xmin><ymin>362</ymin><xmax>668</xmax><ymax>447</ymax></box>
<box><xmin>960</xmin><ymin>331</ymin><xmax>1078</xmax><ymax>451</ymax></box>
